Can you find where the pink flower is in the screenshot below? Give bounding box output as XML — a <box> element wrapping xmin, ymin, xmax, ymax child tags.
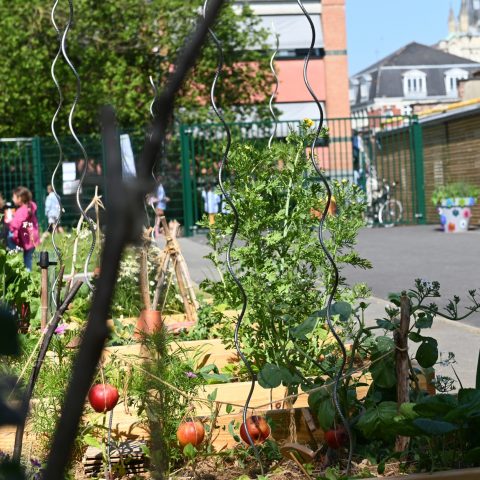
<box><xmin>54</xmin><ymin>324</ymin><xmax>67</xmax><ymax>335</ymax></box>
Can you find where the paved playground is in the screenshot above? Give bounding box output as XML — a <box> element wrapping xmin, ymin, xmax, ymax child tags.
<box><xmin>176</xmin><ymin>225</ymin><xmax>480</xmax><ymax>386</ymax></box>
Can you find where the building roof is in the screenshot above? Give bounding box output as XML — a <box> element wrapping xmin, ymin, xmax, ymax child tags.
<box><xmin>350</xmin><ymin>42</ymin><xmax>480</xmax><ymax>108</ymax></box>
<box><xmin>355</xmin><ymin>42</ymin><xmax>477</xmax><ymax>76</ymax></box>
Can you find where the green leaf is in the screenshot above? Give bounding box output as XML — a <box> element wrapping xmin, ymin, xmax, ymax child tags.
<box><xmin>207</xmin><ymin>388</ymin><xmax>218</xmax><ymax>402</ymax></box>
<box><xmin>140</xmin><ymin>444</ymin><xmax>151</xmax><ymax>456</ymax></box>
<box><xmin>388</xmin><ymin>293</ymin><xmax>401</xmax><ymax>307</ymax></box>
<box><xmin>201</xmin><ymin>373</ymin><xmax>231</xmax><ymax>384</ymax></box>
<box><xmin>332</xmin><ymin>301</ymin><xmax>352</xmax><ymax>322</ymax></box>
<box><xmin>412</xmin><ymin>418</ymin><xmax>458</xmax><ymax>436</ymax></box>
<box><xmin>376</xmin><ymin>336</ymin><xmax>395</xmax><ymax>352</ymax></box>
<box><xmin>370</xmin><ymin>356</ymin><xmax>396</xmax><ymax>388</ymax></box>
<box><xmin>376</xmin><ymin>319</ymin><xmax>396</xmax><ymax>331</ymax></box>
<box><xmin>258</xmin><ymin>363</ymin><xmax>295</xmax><ymax>388</ymax></box>
<box><xmin>415</xmin><ymin>337</ymin><xmax>438</xmax><ymax>368</ymax></box>
<box><xmin>324</xmin><ymin>467</ymin><xmax>340</xmax><ymax>480</ymax></box>
<box><xmin>399</xmin><ymin>402</ymin><xmax>418</xmax><ymax>420</ymax></box>
<box><xmin>413</xmin><ymin>395</ymin><xmax>457</xmax><ymax>417</ymax></box>
<box><xmin>316</xmin><ymin>398</ymin><xmax>335</xmax><ymax>431</ymax></box>
<box><xmin>183</xmin><ymin>443</ymin><xmax>197</xmax><ymax>459</ymax></box>
<box><xmin>357</xmin><ymin>402</ymin><xmax>398</xmax><ymax>439</ymax></box>
<box><xmin>199</xmin><ymin>364</ymin><xmax>218</xmax><ymax>374</ymax></box>
<box><xmin>228</xmin><ymin>420</ymin><xmax>240</xmax><ymax>443</ymax></box>
<box><xmin>415</xmin><ymin>313</ymin><xmax>433</xmax><ymax>329</ymax></box>
<box><xmin>408</xmin><ymin>332</ymin><xmax>424</xmax><ymax>343</ymax></box>
<box><xmin>290</xmin><ymin>317</ymin><xmax>317</xmax><ymax>340</ymax></box>
<box><xmin>83</xmin><ymin>434</ymin><xmax>102</xmax><ymax>449</ymax></box>
<box><xmin>226</xmin><ymin>404</ymin><xmax>233</xmax><ymax>414</ymax></box>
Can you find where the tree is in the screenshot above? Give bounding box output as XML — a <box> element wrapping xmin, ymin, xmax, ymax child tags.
<box><xmin>0</xmin><ymin>1</ymin><xmax>272</xmax><ymax>137</ymax></box>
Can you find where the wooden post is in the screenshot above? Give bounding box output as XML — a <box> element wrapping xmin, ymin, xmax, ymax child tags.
<box><xmin>139</xmin><ymin>238</ymin><xmax>151</xmax><ymax>311</ymax></box>
<box><xmin>38</xmin><ymin>251</ymin><xmax>52</xmax><ymax>331</ymax></box>
<box><xmin>395</xmin><ymin>292</ymin><xmax>411</xmax><ymax>452</ymax></box>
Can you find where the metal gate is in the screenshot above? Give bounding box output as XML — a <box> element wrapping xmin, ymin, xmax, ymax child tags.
<box><xmin>0</xmin><ymin>138</ymin><xmax>45</xmax><ymax>225</ymax></box>
<box><xmin>179</xmin><ymin>115</ymin><xmax>426</xmax><ymax>236</ymax></box>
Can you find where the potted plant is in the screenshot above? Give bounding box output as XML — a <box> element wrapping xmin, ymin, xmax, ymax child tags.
<box><xmin>432</xmin><ymin>182</ymin><xmax>479</xmax><ymax>233</ymax></box>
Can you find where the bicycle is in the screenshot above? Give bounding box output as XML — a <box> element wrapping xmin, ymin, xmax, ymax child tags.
<box><xmin>366</xmin><ymin>179</ymin><xmax>403</xmax><ymax>227</ymax></box>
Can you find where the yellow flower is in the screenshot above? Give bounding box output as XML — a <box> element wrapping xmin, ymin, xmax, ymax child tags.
<box><xmin>303</xmin><ymin>118</ymin><xmax>314</xmax><ymax>128</ymax></box>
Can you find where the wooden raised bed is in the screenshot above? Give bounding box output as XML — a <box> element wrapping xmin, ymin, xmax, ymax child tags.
<box><xmin>0</xmin><ymin>335</ymin><xmax>442</xmax><ymax>479</ymax></box>
<box><xmin>388</xmin><ymin>468</ymin><xmax>480</xmax><ymax>480</ymax></box>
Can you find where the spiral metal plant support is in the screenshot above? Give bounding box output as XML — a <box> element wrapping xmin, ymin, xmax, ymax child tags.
<box><xmin>49</xmin><ymin>0</ymin><xmax>65</xmax><ymax>308</ymax></box>
<box><xmin>296</xmin><ymin>0</ymin><xmax>353</xmax><ymax>472</ymax></box>
<box><xmin>202</xmin><ymin>0</ymin><xmax>263</xmax><ymax>472</ymax></box>
<box><xmin>268</xmin><ymin>27</ymin><xmax>279</xmax><ymax>150</ymax></box>
<box><xmin>61</xmin><ymin>0</ymin><xmax>96</xmax><ymax>290</ymax></box>
<box><xmin>144</xmin><ymin>75</ymin><xmax>160</xmax><ymax>229</ymax></box>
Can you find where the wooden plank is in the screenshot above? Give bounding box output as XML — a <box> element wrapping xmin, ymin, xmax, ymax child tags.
<box><xmin>387</xmin><ymin>468</ymin><xmax>480</xmax><ymax>480</ymax></box>
<box><xmin>103</xmin><ymin>338</ymin><xmax>238</xmax><ymax>371</ymax></box>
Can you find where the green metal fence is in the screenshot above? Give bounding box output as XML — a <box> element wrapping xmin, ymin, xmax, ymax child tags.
<box><xmin>0</xmin><ymin>115</ymin><xmax>426</xmax><ymax>233</ymax></box>
<box><xmin>179</xmin><ymin>116</ymin><xmax>427</xmax><ymax>236</ymax></box>
<box><xmin>0</xmin><ymin>138</ymin><xmax>45</xmax><ymax>225</ymax></box>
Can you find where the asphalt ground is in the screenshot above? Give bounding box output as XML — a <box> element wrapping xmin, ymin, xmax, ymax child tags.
<box><xmin>176</xmin><ymin>225</ymin><xmax>480</xmax><ymax>386</ymax></box>
<box><xmin>342</xmin><ymin>225</ymin><xmax>480</xmax><ymax>326</ymax></box>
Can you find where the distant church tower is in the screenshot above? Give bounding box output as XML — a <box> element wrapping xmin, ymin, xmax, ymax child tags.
<box><xmin>459</xmin><ymin>0</ymin><xmax>470</xmax><ymax>33</ymax></box>
<box><xmin>438</xmin><ymin>0</ymin><xmax>480</xmax><ymax>62</ymax></box>
<box><xmin>449</xmin><ymin>6</ymin><xmax>458</xmax><ymax>34</ymax></box>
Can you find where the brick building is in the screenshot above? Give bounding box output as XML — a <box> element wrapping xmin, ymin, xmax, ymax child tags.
<box><xmin>245</xmin><ymin>0</ymin><xmax>350</xmax><ymax>120</ymax></box>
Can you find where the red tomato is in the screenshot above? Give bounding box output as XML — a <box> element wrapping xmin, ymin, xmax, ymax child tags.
<box><xmin>177</xmin><ymin>421</ymin><xmax>205</xmax><ymax>447</ymax></box>
<box><xmin>324</xmin><ymin>426</ymin><xmax>348</xmax><ymax>449</ymax></box>
<box><xmin>240</xmin><ymin>416</ymin><xmax>271</xmax><ymax>445</ymax></box>
<box><xmin>88</xmin><ymin>384</ymin><xmax>119</xmax><ymax>413</ymax></box>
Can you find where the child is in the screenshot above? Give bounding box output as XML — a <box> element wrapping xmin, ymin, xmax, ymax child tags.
<box><xmin>149</xmin><ymin>176</ymin><xmax>170</xmax><ymax>238</ymax></box>
<box><xmin>45</xmin><ymin>184</ymin><xmax>63</xmax><ymax>233</ymax></box>
<box><xmin>202</xmin><ymin>184</ymin><xmax>221</xmax><ymax>225</ymax></box>
<box><xmin>8</xmin><ymin>186</ymin><xmax>39</xmax><ymax>271</ymax></box>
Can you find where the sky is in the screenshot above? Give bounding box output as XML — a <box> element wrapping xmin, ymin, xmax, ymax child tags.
<box><xmin>346</xmin><ymin>0</ymin><xmax>462</xmax><ymax>75</ymax></box>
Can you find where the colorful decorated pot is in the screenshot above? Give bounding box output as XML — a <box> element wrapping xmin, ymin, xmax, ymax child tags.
<box><xmin>438</xmin><ymin>197</ymin><xmax>476</xmax><ymax>233</ymax></box>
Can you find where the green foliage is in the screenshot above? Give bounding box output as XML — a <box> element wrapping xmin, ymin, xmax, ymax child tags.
<box><xmin>0</xmin><ymin>245</ymin><xmax>40</xmax><ymax>319</ymax></box>
<box><xmin>201</xmin><ymin>122</ymin><xmax>370</xmax><ymax>385</ymax></box>
<box><xmin>0</xmin><ymin>1</ymin><xmax>272</xmax><ymax>137</ymax></box>
<box><xmin>128</xmin><ymin>327</ymin><xmax>200</xmax><ymax>478</ymax></box>
<box><xmin>431</xmin><ymin>182</ymin><xmax>480</xmax><ymax>204</ymax></box>
<box><xmin>29</xmin><ymin>330</ymin><xmax>91</xmax><ymax>461</ymax></box>
<box><xmin>355</xmin><ymin>279</ymin><xmax>480</xmax><ymax>473</ymax></box>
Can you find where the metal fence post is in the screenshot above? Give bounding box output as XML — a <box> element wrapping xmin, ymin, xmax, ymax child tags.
<box><xmin>180</xmin><ymin>124</ymin><xmax>194</xmax><ymax>237</ymax></box>
<box><xmin>32</xmin><ymin>137</ymin><xmax>47</xmax><ymax>230</ymax></box>
<box><xmin>410</xmin><ymin>116</ymin><xmax>426</xmax><ymax>225</ymax></box>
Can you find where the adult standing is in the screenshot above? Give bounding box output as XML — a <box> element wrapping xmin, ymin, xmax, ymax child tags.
<box><xmin>8</xmin><ymin>186</ymin><xmax>39</xmax><ymax>271</ymax></box>
<box><xmin>150</xmin><ymin>176</ymin><xmax>170</xmax><ymax>238</ymax></box>
<box><xmin>202</xmin><ymin>184</ymin><xmax>221</xmax><ymax>225</ymax></box>
<box><xmin>45</xmin><ymin>184</ymin><xmax>63</xmax><ymax>233</ymax></box>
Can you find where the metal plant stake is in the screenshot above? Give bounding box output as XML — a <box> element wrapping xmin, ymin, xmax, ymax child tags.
<box><xmin>296</xmin><ymin>0</ymin><xmax>353</xmax><ymax>473</ymax></box>
<box><xmin>268</xmin><ymin>27</ymin><xmax>280</xmax><ymax>150</ymax></box>
<box><xmin>61</xmin><ymin>0</ymin><xmax>97</xmax><ymax>291</ymax></box>
<box><xmin>44</xmin><ymin>2</ymin><xmax>226</xmax><ymax>478</ymax></box>
<box><xmin>202</xmin><ymin>0</ymin><xmax>264</xmax><ymax>472</ymax></box>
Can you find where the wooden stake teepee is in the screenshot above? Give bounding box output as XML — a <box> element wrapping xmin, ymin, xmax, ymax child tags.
<box><xmin>151</xmin><ymin>216</ymin><xmax>198</xmax><ymax>324</ymax></box>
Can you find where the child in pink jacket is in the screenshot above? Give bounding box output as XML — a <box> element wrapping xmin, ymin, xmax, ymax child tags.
<box><xmin>7</xmin><ymin>186</ymin><xmax>39</xmax><ymax>271</ymax></box>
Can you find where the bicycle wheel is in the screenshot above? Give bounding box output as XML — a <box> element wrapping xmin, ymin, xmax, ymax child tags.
<box><xmin>379</xmin><ymin>199</ymin><xmax>403</xmax><ymax>227</ymax></box>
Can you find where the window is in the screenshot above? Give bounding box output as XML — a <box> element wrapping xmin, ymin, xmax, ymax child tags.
<box><xmin>360</xmin><ymin>75</ymin><xmax>372</xmax><ymax>102</ymax></box>
<box><xmin>401</xmin><ymin>104</ymin><xmax>413</xmax><ymax>116</ymax></box>
<box><xmin>444</xmin><ymin>68</ymin><xmax>469</xmax><ymax>97</ymax></box>
<box><xmin>403</xmin><ymin>70</ymin><xmax>427</xmax><ymax>98</ymax></box>
<box><xmin>349</xmin><ymin>79</ymin><xmax>359</xmax><ymax>103</ymax></box>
